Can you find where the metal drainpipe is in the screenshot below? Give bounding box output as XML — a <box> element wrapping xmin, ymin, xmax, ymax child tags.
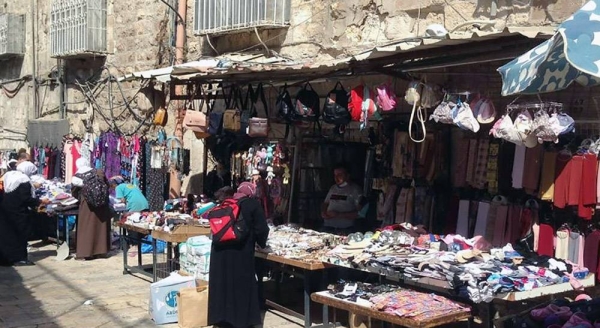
<box><xmin>31</xmin><ymin>0</ymin><xmax>38</xmax><ymax>119</ymax></box>
<box><xmin>59</xmin><ymin>59</ymin><xmax>65</xmax><ymax>119</ymax></box>
<box><xmin>174</xmin><ymin>0</ymin><xmax>187</xmax><ymax>143</ymax></box>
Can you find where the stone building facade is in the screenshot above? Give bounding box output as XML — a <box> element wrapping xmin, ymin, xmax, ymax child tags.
<box><xmin>0</xmin><ymin>0</ymin><xmax>584</xmax><ymax>162</ymax></box>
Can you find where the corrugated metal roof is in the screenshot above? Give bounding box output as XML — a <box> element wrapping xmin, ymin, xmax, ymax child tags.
<box><xmin>119</xmin><ymin>26</ymin><xmax>555</xmax><ymax>83</ymax></box>
<box><xmin>352</xmin><ymin>26</ymin><xmax>556</xmax><ymax>61</ymax></box>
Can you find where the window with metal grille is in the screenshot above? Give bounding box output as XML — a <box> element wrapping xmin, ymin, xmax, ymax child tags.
<box><xmin>194</xmin><ymin>0</ymin><xmax>291</xmax><ymax>35</ymax></box>
<box><xmin>50</xmin><ymin>0</ymin><xmax>107</xmax><ymax>58</ymax></box>
<box><xmin>0</xmin><ymin>14</ymin><xmax>25</xmax><ymax>57</ymax></box>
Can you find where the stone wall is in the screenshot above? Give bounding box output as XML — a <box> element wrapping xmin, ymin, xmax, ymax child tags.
<box><xmin>0</xmin><ymin>0</ymin><xmax>584</xmax><ymax>165</ymax></box>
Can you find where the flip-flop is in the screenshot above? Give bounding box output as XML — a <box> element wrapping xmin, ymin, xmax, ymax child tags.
<box><xmin>128</xmin><ymin>251</ymin><xmax>138</xmax><ymax>257</ymax></box>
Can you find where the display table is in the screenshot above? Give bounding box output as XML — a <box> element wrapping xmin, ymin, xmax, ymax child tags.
<box><xmin>311</xmin><ymin>291</ymin><xmax>471</xmax><ymax>328</ymax></box>
<box><xmin>256</xmin><ymin>251</ymin><xmax>333</xmax><ymax>328</ymax></box>
<box><xmin>116</xmin><ymin>222</ymin><xmax>154</xmax><ymax>281</ymax></box>
<box><xmin>49</xmin><ymin>209</ymin><xmax>79</xmax><ymax>253</ymax></box>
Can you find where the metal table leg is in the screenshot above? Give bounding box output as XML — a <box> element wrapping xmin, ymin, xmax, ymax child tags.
<box><xmin>322</xmin><ymin>270</ymin><xmax>329</xmax><ymax>328</ymax></box>
<box><xmin>56</xmin><ymin>215</ymin><xmax>60</xmax><ymax>249</ymax></box>
<box><xmin>152</xmin><ymin>237</ymin><xmax>158</xmax><ymax>282</ymax></box>
<box><xmin>304</xmin><ymin>269</ymin><xmax>312</xmax><ymax>328</ymax></box>
<box><xmin>121</xmin><ymin>226</ymin><xmax>128</xmax><ymax>275</ymax></box>
<box><xmin>65</xmin><ymin>216</ymin><xmax>70</xmax><ymax>249</ymax></box>
<box><xmin>167</xmin><ymin>242</ymin><xmax>173</xmax><ymax>273</ymax></box>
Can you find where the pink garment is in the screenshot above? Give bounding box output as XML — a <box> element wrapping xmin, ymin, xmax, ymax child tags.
<box><xmin>63</xmin><ymin>141</ymin><xmax>74</xmax><ymax>184</ymax></box>
<box><xmin>492</xmin><ymin>204</ymin><xmax>509</xmax><ymax>247</ymax></box>
<box><xmin>532</xmin><ymin>223</ymin><xmax>540</xmax><ymax>252</ymax></box>
<box><xmin>512</xmin><ymin>145</ymin><xmax>526</xmax><ymax>189</ymax></box>
<box><xmin>71</xmin><ymin>140</ymin><xmax>82</xmax><ymax>178</ymax></box>
<box><xmin>578</xmin><ymin>234</ymin><xmax>585</xmax><ymax>267</ymax></box>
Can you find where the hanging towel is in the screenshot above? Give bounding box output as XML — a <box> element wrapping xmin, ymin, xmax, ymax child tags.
<box><xmin>511</xmin><ymin>145</ymin><xmax>526</xmax><ymax>189</ymax></box>
<box><xmin>456</xmin><ymin>200</ymin><xmax>470</xmax><ymax>237</ymax></box>
<box><xmin>473</xmin><ymin>201</ymin><xmax>490</xmax><ymax>237</ymax></box>
<box><xmin>539</xmin><ymin>150</ymin><xmax>557</xmax><ymax>201</ymax></box>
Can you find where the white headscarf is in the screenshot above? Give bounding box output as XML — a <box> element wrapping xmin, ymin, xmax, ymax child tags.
<box><xmin>17</xmin><ymin>161</ymin><xmax>38</xmax><ymax>177</ymax></box>
<box><xmin>3</xmin><ymin>161</ymin><xmax>38</xmax><ymax>194</ymax></box>
<box><xmin>76</xmin><ymin>158</ymin><xmax>92</xmax><ymax>174</ymax></box>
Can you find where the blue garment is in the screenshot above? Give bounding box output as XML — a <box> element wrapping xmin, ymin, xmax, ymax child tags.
<box><xmin>115</xmin><ymin>183</ymin><xmax>149</xmax><ymax>212</ymax></box>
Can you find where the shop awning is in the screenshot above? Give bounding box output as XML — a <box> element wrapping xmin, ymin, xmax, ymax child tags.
<box><xmin>498</xmin><ymin>0</ymin><xmax>600</xmax><ymax>96</ymax></box>
<box><xmin>119</xmin><ymin>27</ymin><xmax>554</xmax><ymax>84</ymax></box>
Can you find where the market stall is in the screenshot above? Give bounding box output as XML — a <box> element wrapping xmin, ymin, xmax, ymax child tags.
<box><xmin>311</xmin><ymin>281</ymin><xmax>472</xmax><ymax>328</ymax></box>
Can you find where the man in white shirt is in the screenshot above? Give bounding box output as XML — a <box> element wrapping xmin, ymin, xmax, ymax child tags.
<box><xmin>321</xmin><ymin>164</ymin><xmax>362</xmax><ymax>234</ymax></box>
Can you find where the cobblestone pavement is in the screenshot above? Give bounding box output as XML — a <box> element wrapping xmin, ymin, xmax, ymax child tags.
<box><xmin>0</xmin><ymin>243</ymin><xmax>302</xmax><ymax>328</ymax></box>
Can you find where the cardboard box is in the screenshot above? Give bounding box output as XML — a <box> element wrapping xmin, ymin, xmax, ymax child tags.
<box><xmin>177</xmin><ymin>280</ymin><xmax>209</xmax><ymax>328</ymax></box>
<box><xmin>149</xmin><ymin>273</ymin><xmax>196</xmax><ymax>325</ymax></box>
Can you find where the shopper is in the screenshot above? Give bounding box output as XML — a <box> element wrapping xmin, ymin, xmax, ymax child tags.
<box><xmin>0</xmin><ymin>161</ymin><xmax>49</xmax><ymax>266</ymax></box>
<box><xmin>204</xmin><ymin>163</ymin><xmax>231</xmax><ymax>198</ymax></box>
<box><xmin>109</xmin><ymin>176</ymin><xmax>149</xmax><ymax>257</ymax></box>
<box><xmin>72</xmin><ymin>158</ymin><xmax>111</xmax><ymax>260</ymax></box>
<box><xmin>321</xmin><ymin>163</ymin><xmax>363</xmax><ymax>234</ymax></box>
<box><xmin>208</xmin><ymin>183</ymin><xmax>270</xmax><ymax>328</ymax></box>
<box><xmin>109</xmin><ymin>176</ymin><xmax>149</xmax><ymax>212</ymax></box>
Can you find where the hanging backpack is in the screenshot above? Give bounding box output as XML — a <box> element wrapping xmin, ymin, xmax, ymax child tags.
<box><xmin>295</xmin><ymin>82</ymin><xmax>320</xmax><ymax>121</ymax></box>
<box><xmin>207</xmin><ymin>197</ymin><xmax>249</xmax><ymax>244</ymax></box>
<box><xmin>322</xmin><ymin>82</ymin><xmax>351</xmax><ymax>125</ymax></box>
<box><xmin>276</xmin><ymin>84</ymin><xmax>296</xmax><ymax>122</ymax></box>
<box><xmin>78</xmin><ymin>170</ymin><xmax>109</xmax><ymax>208</ymax></box>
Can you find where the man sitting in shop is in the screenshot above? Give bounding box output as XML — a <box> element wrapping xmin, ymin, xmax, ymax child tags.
<box><xmin>321</xmin><ymin>163</ymin><xmax>363</xmax><ymax>235</ymax></box>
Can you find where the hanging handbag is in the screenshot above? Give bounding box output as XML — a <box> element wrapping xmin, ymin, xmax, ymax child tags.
<box><xmin>223</xmin><ymin>86</ymin><xmax>242</xmax><ymax>132</ymax></box>
<box><xmin>207</xmin><ymin>84</ymin><xmax>224</xmax><ymax>135</ymax></box>
<box><xmin>153</xmin><ymin>108</ymin><xmax>167</xmax><ymax>126</ymax></box>
<box><xmin>183</xmin><ymin>110</ymin><xmax>208</xmax><ymax>133</ymax></box>
<box><xmin>238</xmin><ymin>85</ymin><xmax>253</xmax><ymax>135</ymax></box>
<box><xmin>248</xmin><ymin>83</ymin><xmax>269</xmax><ymax>138</ymax></box>
<box><xmin>152</xmin><ymin>89</ymin><xmax>168</xmax><ymax>126</ymax></box>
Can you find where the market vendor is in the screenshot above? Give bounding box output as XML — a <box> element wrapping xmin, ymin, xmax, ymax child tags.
<box><xmin>321</xmin><ymin>163</ymin><xmax>363</xmax><ymax>235</ymax></box>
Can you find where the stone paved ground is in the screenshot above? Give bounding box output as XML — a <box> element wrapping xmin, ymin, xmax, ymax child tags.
<box><xmin>0</xmin><ymin>243</ymin><xmax>302</xmax><ymax>328</ymax></box>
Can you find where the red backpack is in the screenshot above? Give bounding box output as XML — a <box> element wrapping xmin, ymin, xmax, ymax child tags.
<box><xmin>207</xmin><ymin>198</ymin><xmax>249</xmax><ymax>244</ymax></box>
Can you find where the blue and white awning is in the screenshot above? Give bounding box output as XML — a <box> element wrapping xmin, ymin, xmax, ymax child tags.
<box><xmin>498</xmin><ymin>0</ymin><xmax>600</xmax><ymax>96</ymax></box>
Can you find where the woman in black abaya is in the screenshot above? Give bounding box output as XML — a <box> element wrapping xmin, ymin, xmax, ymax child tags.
<box><xmin>208</xmin><ymin>183</ymin><xmax>270</xmax><ymax>328</ymax></box>
<box><xmin>0</xmin><ymin>161</ymin><xmax>48</xmax><ymax>266</ymax></box>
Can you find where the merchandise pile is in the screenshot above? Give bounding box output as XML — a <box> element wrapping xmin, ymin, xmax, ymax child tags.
<box><xmin>37</xmin><ymin>179</ymin><xmax>79</xmax><ymax>213</ymax></box>
<box><xmin>179</xmin><ymin>235</ymin><xmax>211</xmax><ymax>281</ymax></box>
<box><xmin>262</xmin><ymin>224</ymin><xmax>592</xmax><ymax>304</ymax></box>
<box><xmin>120</xmin><ymin>211</ymin><xmax>205</xmax><ymax>232</ymax></box>
<box><xmin>326</xmin><ymin>281</ymin><xmax>470</xmax><ymax>321</ymax></box>
<box><xmin>263</xmin><ymin>225</ymin><xmax>344</xmax><ymax>263</ymax></box>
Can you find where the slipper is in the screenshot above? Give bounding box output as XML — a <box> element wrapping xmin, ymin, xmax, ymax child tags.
<box><xmin>128</xmin><ymin>251</ymin><xmax>138</xmax><ymax>258</ymax></box>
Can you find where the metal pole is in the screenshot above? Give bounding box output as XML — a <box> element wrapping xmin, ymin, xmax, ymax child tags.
<box><xmin>286</xmin><ymin>132</ymin><xmax>300</xmax><ymax>224</ymax></box>
<box><xmin>31</xmin><ymin>0</ymin><xmax>38</xmax><ymax>119</ymax></box>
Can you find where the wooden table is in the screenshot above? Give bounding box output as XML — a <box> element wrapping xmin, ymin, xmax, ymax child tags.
<box><xmin>116</xmin><ymin>222</ymin><xmax>154</xmax><ymax>280</ymax></box>
<box><xmin>150</xmin><ymin>226</ymin><xmax>211</xmax><ymax>281</ymax></box>
<box><xmin>311</xmin><ymin>291</ymin><xmax>472</xmax><ymax>328</ymax></box>
<box><xmin>256</xmin><ymin>252</ymin><xmax>333</xmax><ymax>328</ymax></box>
